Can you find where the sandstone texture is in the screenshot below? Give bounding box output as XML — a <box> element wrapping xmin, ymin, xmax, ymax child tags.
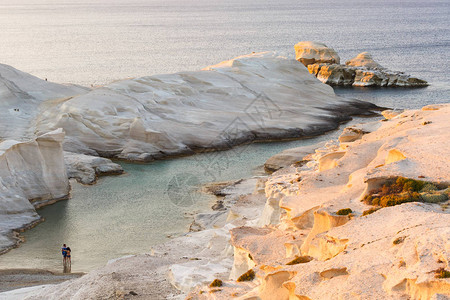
<box><xmin>0</xmin><ymin>129</ymin><xmax>69</xmax><ymax>254</ymax></box>
<box><xmin>296</xmin><ymin>42</ymin><xmax>428</xmax><ymax>87</ymax></box>
<box><xmin>264</xmin><ymin>142</ymin><xmax>325</xmax><ymax>173</ymax></box>
<box><xmin>345</xmin><ymin>52</ymin><xmax>383</xmax><ymax>69</ymax></box>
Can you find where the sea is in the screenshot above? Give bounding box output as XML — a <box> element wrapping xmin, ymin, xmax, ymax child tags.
<box><xmin>0</xmin><ymin>0</ymin><xmax>449</xmax><ymax>272</ymax></box>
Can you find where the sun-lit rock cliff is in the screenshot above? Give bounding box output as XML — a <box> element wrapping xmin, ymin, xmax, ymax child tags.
<box><xmin>0</xmin><ymin>129</ymin><xmax>69</xmax><ymax>254</ymax></box>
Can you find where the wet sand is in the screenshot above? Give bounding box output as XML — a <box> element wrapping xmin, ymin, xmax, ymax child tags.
<box><xmin>0</xmin><ymin>269</ymin><xmax>84</xmax><ymax>293</ymax></box>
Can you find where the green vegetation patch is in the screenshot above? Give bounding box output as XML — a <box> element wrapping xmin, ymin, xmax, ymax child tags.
<box><xmin>209</xmin><ymin>279</ymin><xmax>223</xmax><ymax>287</ymax></box>
<box><xmin>336</xmin><ymin>208</ymin><xmax>352</xmax><ymax>215</ymax></box>
<box><xmin>393</xmin><ymin>236</ymin><xmax>406</xmax><ymax>245</ymax></box>
<box><xmin>435</xmin><ymin>268</ymin><xmax>450</xmax><ymax>279</ymax></box>
<box><xmin>363</xmin><ymin>177</ymin><xmax>449</xmax><ymax>207</ymax></box>
<box><xmin>237</xmin><ymin>269</ymin><xmax>255</xmax><ymax>282</ymax></box>
<box><xmin>286</xmin><ymin>256</ymin><xmax>313</xmax><ymax>265</ymax></box>
<box><xmin>362</xmin><ymin>207</ymin><xmax>380</xmax><ymax>216</ymax></box>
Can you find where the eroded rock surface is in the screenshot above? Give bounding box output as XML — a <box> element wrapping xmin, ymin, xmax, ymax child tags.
<box><xmin>0</xmin><ymin>129</ymin><xmax>69</xmax><ymax>253</ymax></box>
<box><xmin>64</xmin><ymin>152</ymin><xmax>124</xmax><ymax>185</ymax></box>
<box><xmin>345</xmin><ymin>52</ymin><xmax>384</xmax><ymax>69</ymax></box>
<box><xmin>188</xmin><ymin>104</ymin><xmax>450</xmax><ymax>299</ymax></box>
<box><xmin>0</xmin><ymin>63</ymin><xmax>89</xmax><ymax>141</ymax></box>
<box><xmin>296</xmin><ymin>42</ymin><xmax>428</xmax><ymax>87</ymax></box>
<box><xmin>5</xmin><ymin>106</ymin><xmax>450</xmax><ymax>300</ymax></box>
<box><xmin>264</xmin><ymin>142</ymin><xmax>325</xmax><ymax>173</ymax></box>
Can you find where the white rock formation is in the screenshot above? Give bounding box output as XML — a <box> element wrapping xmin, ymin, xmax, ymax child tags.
<box><xmin>30</xmin><ymin>52</ymin><xmax>377</xmax><ymax>161</ymax></box>
<box><xmin>188</xmin><ymin>104</ymin><xmax>450</xmax><ymax>299</ymax></box>
<box><xmin>0</xmin><ymin>63</ymin><xmax>89</xmax><ymax>141</ymax></box>
<box><xmin>294</xmin><ymin>41</ymin><xmax>340</xmax><ymax>66</ymax></box>
<box><xmin>297</xmin><ymin>42</ymin><xmax>428</xmax><ymax>87</ymax></box>
<box><xmin>4</xmin><ymin>105</ymin><xmax>450</xmax><ymax>300</ymax></box>
<box><xmin>64</xmin><ymin>152</ymin><xmax>124</xmax><ymax>185</ymax></box>
<box><xmin>0</xmin><ymin>129</ymin><xmax>69</xmax><ymax>253</ymax></box>
<box><xmin>1</xmin><ymin>52</ymin><xmax>379</xmax><ymax>162</ymax></box>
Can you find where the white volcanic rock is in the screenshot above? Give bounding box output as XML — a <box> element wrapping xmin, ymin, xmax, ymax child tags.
<box><xmin>345</xmin><ymin>52</ymin><xmax>384</xmax><ymax>69</ymax></box>
<box><xmin>31</xmin><ymin>52</ymin><xmax>377</xmax><ymax>161</ymax></box>
<box><xmin>64</xmin><ymin>152</ymin><xmax>124</xmax><ymax>185</ymax></box>
<box><xmin>264</xmin><ymin>142</ymin><xmax>325</xmax><ymax>173</ymax></box>
<box><xmin>0</xmin><ymin>129</ymin><xmax>69</xmax><ymax>253</ymax></box>
<box><xmin>294</xmin><ymin>41</ymin><xmax>340</xmax><ymax>66</ymax></box>
<box><xmin>0</xmin><ymin>63</ymin><xmax>89</xmax><ymax>141</ymax></box>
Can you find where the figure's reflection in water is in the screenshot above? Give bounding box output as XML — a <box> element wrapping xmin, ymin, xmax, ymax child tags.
<box><xmin>63</xmin><ymin>262</ymin><xmax>71</xmax><ymax>273</ymax></box>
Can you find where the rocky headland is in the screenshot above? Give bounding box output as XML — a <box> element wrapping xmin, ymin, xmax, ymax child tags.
<box><xmin>295</xmin><ymin>41</ymin><xmax>428</xmax><ymax>87</ymax></box>
<box><xmin>2</xmin><ymin>52</ymin><xmax>379</xmax><ymax>162</ymax></box>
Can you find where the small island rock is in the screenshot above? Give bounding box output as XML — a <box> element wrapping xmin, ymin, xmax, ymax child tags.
<box><xmin>296</xmin><ymin>42</ymin><xmax>428</xmax><ymax>88</ymax></box>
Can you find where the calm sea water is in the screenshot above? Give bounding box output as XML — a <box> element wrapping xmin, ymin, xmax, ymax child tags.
<box><xmin>0</xmin><ymin>0</ymin><xmax>449</xmax><ymax>89</ymax></box>
<box><xmin>0</xmin><ymin>0</ymin><xmax>449</xmax><ymax>272</ymax></box>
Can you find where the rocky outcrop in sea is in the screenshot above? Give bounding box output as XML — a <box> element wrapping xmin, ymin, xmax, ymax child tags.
<box><xmin>295</xmin><ymin>41</ymin><xmax>428</xmax><ymax>87</ymax></box>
